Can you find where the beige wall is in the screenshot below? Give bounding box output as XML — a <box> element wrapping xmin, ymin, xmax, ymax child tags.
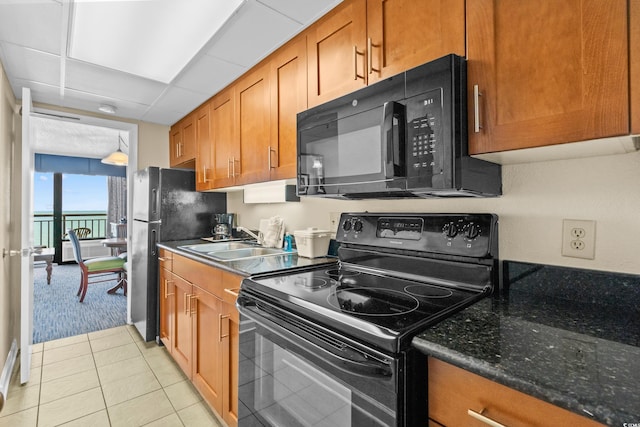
<box><xmin>0</xmin><ymin>61</ymin><xmax>17</xmax><ymax>369</ymax></box>
<box><xmin>228</xmin><ymin>149</ymin><xmax>640</xmax><ymax>275</ymax></box>
<box><xmin>137</xmin><ymin>121</ymin><xmax>169</xmax><ymax>170</ymax></box>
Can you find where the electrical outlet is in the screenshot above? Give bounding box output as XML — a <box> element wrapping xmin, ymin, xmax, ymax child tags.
<box><xmin>329</xmin><ymin>212</ymin><xmax>342</xmax><ymax>235</ymax></box>
<box><xmin>561</xmin><ymin>219</ymin><xmax>596</xmax><ymax>259</ymax></box>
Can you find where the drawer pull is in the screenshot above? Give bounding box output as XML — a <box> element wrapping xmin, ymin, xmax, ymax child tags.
<box><xmin>224</xmin><ymin>288</ymin><xmax>239</xmax><ymax>298</ymax></box>
<box><xmin>163</xmin><ymin>279</ymin><xmax>174</xmax><ymax>298</ymax></box>
<box><xmin>467</xmin><ymin>409</ymin><xmax>507</xmax><ymax>427</ymax></box>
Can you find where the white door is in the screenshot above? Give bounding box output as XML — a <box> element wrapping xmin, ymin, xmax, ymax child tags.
<box><xmin>20</xmin><ymin>88</ymin><xmax>35</xmax><ymax>384</ymax></box>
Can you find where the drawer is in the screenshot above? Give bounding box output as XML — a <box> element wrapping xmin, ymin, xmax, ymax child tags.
<box><xmin>172</xmin><ymin>253</ymin><xmax>223</xmax><ymax>298</ymax></box>
<box><xmin>158</xmin><ymin>248</ymin><xmax>173</xmax><ymax>271</ymax></box>
<box><xmin>428</xmin><ymin>357</ymin><xmax>603</xmax><ymax>427</ymax></box>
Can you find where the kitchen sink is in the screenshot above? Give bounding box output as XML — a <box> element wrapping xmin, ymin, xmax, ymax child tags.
<box><xmin>178</xmin><ymin>241</ymin><xmax>259</xmax><ymax>254</ymax></box>
<box><xmin>208</xmin><ymin>247</ymin><xmax>289</xmax><ymax>261</ymax></box>
<box><xmin>178</xmin><ymin>241</ymin><xmax>292</xmax><ymax>261</ymax></box>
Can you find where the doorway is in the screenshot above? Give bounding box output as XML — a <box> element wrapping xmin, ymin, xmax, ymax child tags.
<box><xmin>27</xmin><ymin>108</ymin><xmax>138</xmax><ymax>343</ymax></box>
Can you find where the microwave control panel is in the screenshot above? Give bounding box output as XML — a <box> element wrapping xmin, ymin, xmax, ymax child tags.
<box><xmin>406</xmin><ymin>88</ymin><xmax>447</xmax><ymax>188</ymax></box>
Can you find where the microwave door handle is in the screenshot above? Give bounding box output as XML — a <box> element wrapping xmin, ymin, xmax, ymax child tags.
<box><xmin>382</xmin><ymin>101</ymin><xmax>406</xmax><ymax>178</ymax></box>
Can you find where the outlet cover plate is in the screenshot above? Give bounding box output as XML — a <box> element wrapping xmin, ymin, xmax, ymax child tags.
<box><xmin>562</xmin><ymin>219</ymin><xmax>596</xmax><ymax>259</ymax></box>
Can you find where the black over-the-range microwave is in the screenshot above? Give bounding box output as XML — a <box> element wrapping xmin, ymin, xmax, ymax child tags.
<box><xmin>296</xmin><ymin>54</ymin><xmax>501</xmax><ymax>199</ymax></box>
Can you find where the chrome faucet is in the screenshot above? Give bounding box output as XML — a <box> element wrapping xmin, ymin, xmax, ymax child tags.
<box><xmin>236</xmin><ymin>226</ymin><xmax>263</xmax><ymax>245</ymax></box>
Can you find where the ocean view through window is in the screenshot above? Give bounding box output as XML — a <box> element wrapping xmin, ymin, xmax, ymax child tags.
<box><xmin>34</xmin><ymin>172</ymin><xmax>109</xmax><ymax>247</ymax></box>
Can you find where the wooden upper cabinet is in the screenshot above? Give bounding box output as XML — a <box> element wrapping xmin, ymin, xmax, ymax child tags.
<box><xmin>269</xmin><ymin>35</ymin><xmax>308</xmax><ymax>181</ymax></box>
<box><xmin>212</xmin><ymin>87</ymin><xmax>238</xmax><ymax>189</ymax></box>
<box><xmin>170</xmin><ymin>114</ymin><xmax>197</xmax><ymax>167</ymax></box>
<box><xmin>235</xmin><ymin>64</ymin><xmax>271</xmax><ymax>185</ymax></box>
<box><xmin>307</xmin><ymin>0</ymin><xmax>367</xmax><ymax>107</ymax></box>
<box><xmin>366</xmin><ymin>0</ymin><xmax>465</xmax><ymax>84</ymax></box>
<box><xmin>467</xmin><ymin>0</ymin><xmax>629</xmax><ymax>154</ymax></box>
<box><xmin>195</xmin><ymin>103</ymin><xmax>214</xmax><ymax>191</ymax></box>
<box><xmin>631</xmin><ymin>0</ymin><xmax>640</xmax><ymax>134</ymax></box>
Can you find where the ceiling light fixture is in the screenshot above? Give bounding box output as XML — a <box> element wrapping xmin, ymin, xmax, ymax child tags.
<box><xmin>98</xmin><ymin>104</ymin><xmax>117</xmax><ymax>114</ymax></box>
<box><xmin>101</xmin><ymin>134</ymin><xmax>128</xmax><ymax>166</ymax></box>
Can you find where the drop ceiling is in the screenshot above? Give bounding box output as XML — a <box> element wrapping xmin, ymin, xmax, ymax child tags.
<box><xmin>0</xmin><ymin>0</ymin><xmax>342</xmax><ymax>126</ymax></box>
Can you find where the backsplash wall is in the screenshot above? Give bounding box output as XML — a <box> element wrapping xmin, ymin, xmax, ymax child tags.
<box><xmin>228</xmin><ymin>150</ymin><xmax>640</xmax><ymax>275</ymax></box>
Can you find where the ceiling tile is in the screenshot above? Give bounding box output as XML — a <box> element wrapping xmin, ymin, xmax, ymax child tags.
<box><xmin>65</xmin><ymin>59</ymin><xmax>168</xmax><ymax>105</ymax></box>
<box><xmin>152</xmin><ymin>86</ymin><xmax>209</xmax><ymax>116</ymax></box>
<box><xmin>0</xmin><ymin>1</ymin><xmax>62</xmax><ymax>54</ymax></box>
<box><xmin>58</xmin><ymin>87</ymin><xmax>151</xmax><ymax>122</ymax></box>
<box><xmin>1</xmin><ymin>43</ymin><xmax>60</xmax><ymax>86</ymax></box>
<box><xmin>258</xmin><ymin>0</ymin><xmax>342</xmax><ymax>24</ymax></box>
<box><xmin>141</xmin><ymin>107</ymin><xmax>186</xmax><ymax>126</ymax></box>
<box><xmin>11</xmin><ymin>78</ymin><xmax>63</xmax><ymax>106</ymax></box>
<box><xmin>174</xmin><ymin>54</ymin><xmax>247</xmax><ymax>95</ymax></box>
<box><xmin>205</xmin><ymin>0</ymin><xmax>301</xmax><ymax>67</ymax></box>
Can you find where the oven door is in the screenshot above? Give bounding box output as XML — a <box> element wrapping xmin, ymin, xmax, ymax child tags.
<box><xmin>297</xmin><ymin>101</ymin><xmax>406</xmax><ymax>196</ymax></box>
<box><xmin>237</xmin><ymin>296</ymin><xmax>399</xmax><ymax>427</ymax></box>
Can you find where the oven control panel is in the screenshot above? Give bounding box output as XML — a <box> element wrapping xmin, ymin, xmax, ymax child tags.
<box><xmin>338</xmin><ymin>213</ymin><xmax>498</xmax><ymax>258</ymax></box>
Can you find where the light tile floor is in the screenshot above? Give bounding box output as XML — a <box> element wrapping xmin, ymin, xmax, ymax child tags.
<box><xmin>0</xmin><ymin>325</ymin><xmax>223</xmax><ymax>427</ymax></box>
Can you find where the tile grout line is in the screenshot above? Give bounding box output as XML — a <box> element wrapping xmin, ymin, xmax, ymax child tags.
<box><xmin>87</xmin><ymin>332</ymin><xmax>112</xmax><ymax>427</ymax></box>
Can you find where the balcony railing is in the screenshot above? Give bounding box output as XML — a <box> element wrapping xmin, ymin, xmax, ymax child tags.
<box><xmin>34</xmin><ymin>212</ymin><xmax>108</xmax><ymax>248</ymax></box>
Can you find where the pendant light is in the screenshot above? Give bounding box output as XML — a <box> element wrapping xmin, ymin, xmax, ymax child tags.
<box><xmin>101</xmin><ymin>133</ymin><xmax>128</xmax><ymax>166</ymax></box>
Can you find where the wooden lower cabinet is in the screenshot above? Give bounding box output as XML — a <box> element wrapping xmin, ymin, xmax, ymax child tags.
<box><xmin>428</xmin><ymin>357</ymin><xmax>604</xmax><ymax>427</ymax></box>
<box><xmin>160</xmin><ymin>250</ymin><xmax>241</xmax><ymax>427</ymax></box>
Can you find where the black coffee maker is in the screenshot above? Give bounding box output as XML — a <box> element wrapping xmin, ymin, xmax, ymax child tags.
<box><xmin>213</xmin><ymin>213</ymin><xmax>235</xmax><ymax>238</ymax></box>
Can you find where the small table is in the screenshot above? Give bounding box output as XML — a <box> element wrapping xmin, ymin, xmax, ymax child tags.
<box><xmin>101</xmin><ymin>238</ymin><xmax>127</xmax><ymax>256</ymax></box>
<box><xmin>33</xmin><ymin>248</ymin><xmax>54</xmax><ymax>285</ymax></box>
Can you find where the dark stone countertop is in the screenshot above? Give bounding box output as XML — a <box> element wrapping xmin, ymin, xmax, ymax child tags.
<box><xmin>157</xmin><ymin>239</ymin><xmax>337</xmax><ymax>277</ymax></box>
<box><xmin>412</xmin><ymin>261</ymin><xmax>640</xmax><ymax>426</ymax></box>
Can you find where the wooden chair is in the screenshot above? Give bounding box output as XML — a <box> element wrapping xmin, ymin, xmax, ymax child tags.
<box><xmin>63</xmin><ymin>227</ymin><xmax>91</xmax><ymax>239</ymax></box>
<box><xmin>67</xmin><ymin>228</ymin><xmax>125</xmax><ymax>302</ymax></box>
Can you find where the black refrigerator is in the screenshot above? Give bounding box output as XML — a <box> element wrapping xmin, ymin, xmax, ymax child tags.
<box><xmin>131</xmin><ymin>167</ymin><xmax>226</xmax><ymax>341</ymax></box>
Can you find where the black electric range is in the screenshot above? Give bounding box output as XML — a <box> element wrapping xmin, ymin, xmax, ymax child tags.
<box><xmin>237</xmin><ymin>213</ymin><xmax>498</xmax><ymax>427</ymax></box>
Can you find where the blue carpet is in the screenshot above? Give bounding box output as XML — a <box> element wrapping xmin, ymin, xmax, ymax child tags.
<box><xmin>33</xmin><ymin>262</ymin><xmax>127</xmax><ymax>343</ymax></box>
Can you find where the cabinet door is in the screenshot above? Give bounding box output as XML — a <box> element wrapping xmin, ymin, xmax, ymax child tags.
<box><xmin>169</xmin><ymin>125</ymin><xmax>182</xmax><ymax>167</ymax></box>
<box><xmin>307</xmin><ymin>0</ymin><xmax>367</xmax><ymax>107</ymax></box>
<box><xmin>631</xmin><ymin>0</ymin><xmax>640</xmax><ymax>134</ymax></box>
<box><xmin>366</xmin><ymin>0</ymin><xmax>465</xmax><ymax>84</ymax></box>
<box><xmin>181</xmin><ymin>114</ymin><xmax>196</xmax><ymax>161</ymax></box>
<box><xmin>172</xmin><ymin>274</ymin><xmax>193</xmax><ymax>376</ymax></box>
<box><xmin>195</xmin><ymin>103</ymin><xmax>214</xmax><ymax>191</ymax></box>
<box><xmin>212</xmin><ymin>87</ymin><xmax>238</xmax><ymax>188</ymax></box>
<box><xmin>192</xmin><ymin>286</ymin><xmax>224</xmax><ymax>414</ymax></box>
<box><xmin>221</xmin><ymin>299</ymin><xmax>239</xmax><ymax>427</ymax></box>
<box><xmin>269</xmin><ymin>35</ymin><xmax>308</xmax><ymax>181</ymax></box>
<box><xmin>158</xmin><ymin>267</ymin><xmax>174</xmax><ymax>350</ymax></box>
<box><xmin>236</xmin><ymin>64</ymin><xmax>271</xmax><ymax>185</ymax></box>
<box><xmin>467</xmin><ymin>0</ymin><xmax>629</xmax><ymax>154</ymax></box>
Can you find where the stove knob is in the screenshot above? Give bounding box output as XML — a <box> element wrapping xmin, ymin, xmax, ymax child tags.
<box><xmin>353</xmin><ymin>219</ymin><xmax>364</xmax><ymax>232</ymax></box>
<box><xmin>443</xmin><ymin>222</ymin><xmax>458</xmax><ymax>238</ymax></box>
<box><xmin>342</xmin><ymin>220</ymin><xmax>352</xmax><ymax>231</ymax></box>
<box><xmin>464</xmin><ymin>223</ymin><xmax>481</xmax><ymax>240</ymax></box>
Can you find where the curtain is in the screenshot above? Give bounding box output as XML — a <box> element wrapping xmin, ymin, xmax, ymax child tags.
<box><xmin>107</xmin><ymin>176</ymin><xmax>127</xmax><ymax>237</ymax></box>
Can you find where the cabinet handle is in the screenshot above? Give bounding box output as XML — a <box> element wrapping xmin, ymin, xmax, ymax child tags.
<box><xmin>467</xmin><ymin>409</ymin><xmax>507</xmax><ymax>427</ymax></box>
<box><xmin>203</xmin><ymin>167</ymin><xmax>210</xmax><ymax>182</ymax></box>
<box><xmin>175</xmin><ymin>143</ymin><xmax>180</xmax><ymax>159</ymax></box>
<box><xmin>473</xmin><ymin>84</ymin><xmax>483</xmax><ymax>133</ymax></box>
<box><xmin>367</xmin><ymin>38</ymin><xmax>379</xmax><ymax>74</ymax></box>
<box><xmin>267</xmin><ymin>146</ymin><xmax>277</xmax><ymax>169</ymax></box>
<box><xmin>353</xmin><ymin>45</ymin><xmax>365</xmax><ymax>80</ymax></box>
<box><xmin>233</xmin><ymin>158</ymin><xmax>240</xmax><ymax>177</ymax></box>
<box><xmin>163</xmin><ymin>279</ymin><xmax>174</xmax><ymax>298</ymax></box>
<box><xmin>224</xmin><ymin>288</ymin><xmax>239</xmax><ymax>298</ymax></box>
<box><xmin>158</xmin><ymin>257</ymin><xmax>167</xmax><ymax>261</ymax></box>
<box><xmin>184</xmin><ymin>293</ymin><xmax>189</xmax><ymax>315</ymax></box>
<box><xmin>190</xmin><ymin>295</ymin><xmax>197</xmax><ymax>316</ymax></box>
<box><xmin>219</xmin><ymin>314</ymin><xmax>230</xmax><ymax>341</ymax></box>
<box><xmin>227</xmin><ymin>158</ymin><xmax>232</xmax><ymax>178</ymax></box>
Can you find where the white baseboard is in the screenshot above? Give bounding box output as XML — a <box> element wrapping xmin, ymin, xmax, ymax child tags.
<box><xmin>0</xmin><ymin>339</ymin><xmax>18</xmax><ymax>412</ymax></box>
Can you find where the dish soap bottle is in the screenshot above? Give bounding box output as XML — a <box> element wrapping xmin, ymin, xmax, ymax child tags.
<box><xmin>284</xmin><ymin>233</ymin><xmax>293</xmax><ymax>252</ymax></box>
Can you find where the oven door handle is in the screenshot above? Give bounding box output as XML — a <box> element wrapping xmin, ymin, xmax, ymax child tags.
<box><xmin>238</xmin><ymin>298</ymin><xmax>393</xmax><ymax>378</ymax></box>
